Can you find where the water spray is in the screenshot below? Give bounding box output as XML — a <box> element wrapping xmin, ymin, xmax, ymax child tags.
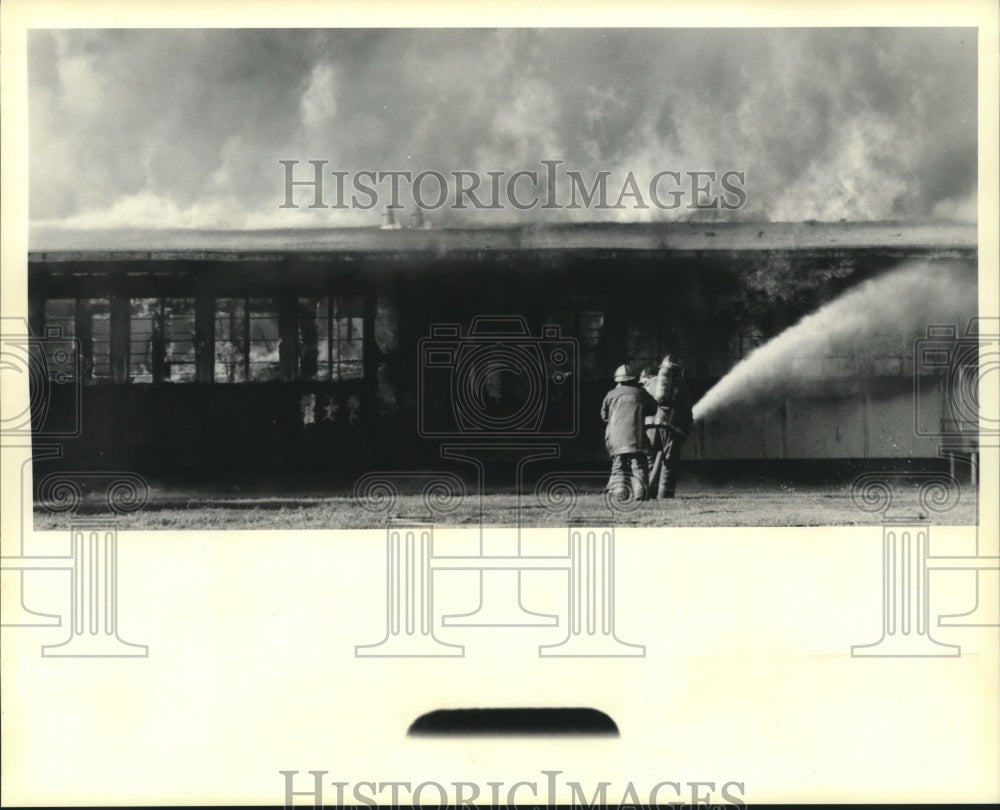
<box><xmin>692</xmin><ymin>260</ymin><xmax>977</xmax><ymax>424</ymax></box>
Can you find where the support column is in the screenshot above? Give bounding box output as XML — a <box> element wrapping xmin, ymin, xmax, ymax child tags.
<box><xmin>440</xmin><ymin>444</ymin><xmax>559</xmax><ymax>627</ymax></box>
<box><xmin>852</xmin><ymin>523</ymin><xmax>960</xmax><ymax>657</ymax></box>
<box><xmin>540</xmin><ymin>521</ymin><xmax>645</xmax><ymax>657</ymax></box>
<box><xmin>356</xmin><ymin>518</ymin><xmax>463</xmax><ymax>657</ymax></box>
<box><xmin>0</xmin><ymin>445</ymin><xmax>63</xmax><ymax>627</ymax></box>
<box><xmin>42</xmin><ymin>519</ymin><xmax>147</xmax><ymax>657</ymax></box>
<box><xmin>937</xmin><ymin>446</ymin><xmax>999</xmax><ymax>627</ymax></box>
<box><xmin>110</xmin><ymin>295</ymin><xmax>130</xmax><ymax>384</ymax></box>
<box><xmin>194</xmin><ymin>293</ymin><xmax>215</xmax><ymax>385</ymax></box>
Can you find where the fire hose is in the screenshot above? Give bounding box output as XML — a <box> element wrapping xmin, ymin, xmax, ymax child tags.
<box><xmin>647</xmin><ymin>420</ymin><xmax>684</xmax><ymax>497</ymax></box>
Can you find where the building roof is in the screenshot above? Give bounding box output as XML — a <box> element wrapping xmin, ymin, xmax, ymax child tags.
<box><xmin>28</xmin><ymin>220</ymin><xmax>976</xmax><ymax>262</ymax></box>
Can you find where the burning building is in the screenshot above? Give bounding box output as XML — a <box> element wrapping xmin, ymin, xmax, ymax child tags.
<box><xmin>26</xmin><ymin>220</ymin><xmax>977</xmax><ymax>480</ymax></box>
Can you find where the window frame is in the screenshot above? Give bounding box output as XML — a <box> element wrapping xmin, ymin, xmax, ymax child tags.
<box><xmin>128</xmin><ymin>296</ymin><xmax>198</xmax><ymax>384</ymax></box>
<box><xmin>41</xmin><ymin>297</ymin><xmax>113</xmax><ymax>384</ymax></box>
<box><xmin>297</xmin><ymin>295</ymin><xmax>366</xmax><ymax>383</ymax></box>
<box><xmin>39</xmin><ymin>290</ymin><xmax>370</xmax><ymax>386</ymax></box>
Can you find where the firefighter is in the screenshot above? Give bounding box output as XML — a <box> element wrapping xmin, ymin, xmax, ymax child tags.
<box><xmin>639</xmin><ymin>365</ymin><xmax>661</xmax><ymax>470</ymax></box>
<box><xmin>646</xmin><ymin>354</ymin><xmax>694</xmax><ymax>499</ymax></box>
<box><xmin>601</xmin><ymin>363</ymin><xmax>658</xmax><ymax>501</ymax></box>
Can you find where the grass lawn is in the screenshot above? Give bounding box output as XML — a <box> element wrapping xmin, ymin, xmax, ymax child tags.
<box><xmin>33</xmin><ymin>482</ymin><xmax>978</xmax><ymax>530</ymax></box>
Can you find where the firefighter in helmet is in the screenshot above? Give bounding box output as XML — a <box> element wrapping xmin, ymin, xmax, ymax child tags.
<box><xmin>643</xmin><ymin>354</ymin><xmax>694</xmax><ymax>499</ymax></box>
<box><xmin>601</xmin><ymin>363</ymin><xmax>658</xmax><ymax>501</ymax></box>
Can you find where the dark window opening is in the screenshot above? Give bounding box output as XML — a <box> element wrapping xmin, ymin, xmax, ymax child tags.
<box><xmin>626</xmin><ymin>317</ymin><xmax>660</xmax><ymax>372</ymax></box>
<box><xmin>727</xmin><ymin>326</ymin><xmax>763</xmax><ymax>362</ymax></box>
<box><xmin>42</xmin><ymin>298</ymin><xmax>111</xmax><ymax>383</ymax></box>
<box><xmin>298</xmin><ymin>296</ymin><xmax>364</xmax><ymax>381</ymax></box>
<box><xmin>551</xmin><ymin>296</ymin><xmax>606</xmax><ymax>381</ymax></box>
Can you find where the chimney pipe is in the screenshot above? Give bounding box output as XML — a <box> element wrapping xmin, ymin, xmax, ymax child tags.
<box><xmin>380</xmin><ymin>206</ymin><xmax>401</xmax><ymax>230</ymax></box>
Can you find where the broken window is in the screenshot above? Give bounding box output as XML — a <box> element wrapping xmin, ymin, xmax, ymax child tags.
<box><xmin>42</xmin><ymin>298</ymin><xmax>111</xmax><ymax>383</ymax></box>
<box><xmin>164</xmin><ymin>301</ymin><xmax>197</xmax><ymax>382</ymax></box>
<box><xmin>298</xmin><ymin>296</ymin><xmax>365</xmax><ymax>381</ymax></box>
<box><xmin>129</xmin><ymin>298</ymin><xmax>196</xmax><ymax>383</ymax></box>
<box><xmin>213</xmin><ymin>298</ymin><xmax>281</xmax><ymax>382</ymax></box>
<box><xmin>215</xmin><ymin>298</ymin><xmax>247</xmax><ymax>382</ymax></box>
<box><xmin>248</xmin><ymin>299</ymin><xmax>281</xmax><ymax>382</ymax></box>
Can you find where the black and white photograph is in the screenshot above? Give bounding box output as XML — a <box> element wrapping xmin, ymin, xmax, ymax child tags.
<box><xmin>2</xmin><ymin>1</ymin><xmax>998</xmax><ymax>806</ymax></box>
<box><xmin>19</xmin><ymin>25</ymin><xmax>986</xmax><ymax>529</ymax></box>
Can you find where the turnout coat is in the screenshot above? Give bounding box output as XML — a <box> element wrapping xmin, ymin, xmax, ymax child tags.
<box><xmin>601</xmin><ymin>382</ymin><xmax>658</xmax><ymax>455</ymax></box>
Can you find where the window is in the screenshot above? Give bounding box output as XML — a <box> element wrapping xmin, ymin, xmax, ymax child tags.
<box><xmin>551</xmin><ymin>296</ymin><xmax>606</xmax><ymax>381</ymax></box>
<box><xmin>42</xmin><ymin>298</ymin><xmax>111</xmax><ymax>383</ymax></box>
<box><xmin>626</xmin><ymin>316</ymin><xmax>660</xmax><ymax>371</ymax></box>
<box><xmin>298</xmin><ymin>296</ymin><xmax>364</xmax><ymax>381</ymax></box>
<box><xmin>129</xmin><ymin>298</ymin><xmax>196</xmax><ymax>383</ymax></box>
<box><xmin>727</xmin><ymin>326</ymin><xmax>763</xmax><ymax>361</ymax></box>
<box><xmin>41</xmin><ymin>293</ymin><xmax>367</xmax><ymax>385</ymax></box>
<box><xmin>214</xmin><ymin>298</ymin><xmax>281</xmax><ymax>382</ymax></box>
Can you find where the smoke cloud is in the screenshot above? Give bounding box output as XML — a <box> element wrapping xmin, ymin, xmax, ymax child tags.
<box><xmin>691</xmin><ymin>261</ymin><xmax>978</xmax><ymax>422</ymax></box>
<box><xmin>29</xmin><ymin>29</ymin><xmax>977</xmax><ymax>229</ymax></box>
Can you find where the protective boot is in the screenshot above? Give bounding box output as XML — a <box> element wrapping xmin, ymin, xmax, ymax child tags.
<box><xmin>630</xmin><ymin>454</ymin><xmax>649</xmax><ymax>501</ymax></box>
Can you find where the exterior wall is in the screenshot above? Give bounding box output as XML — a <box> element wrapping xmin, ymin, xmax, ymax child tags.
<box><xmin>691</xmin><ymin>385</ymin><xmax>946</xmax><ymax>461</ymax></box>
<box><xmin>26</xmin><ymin>244</ymin><xmax>976</xmax><ymax>474</ymax></box>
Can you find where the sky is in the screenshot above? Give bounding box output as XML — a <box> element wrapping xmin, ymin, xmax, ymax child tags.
<box><xmin>28</xmin><ymin>28</ymin><xmax>978</xmax><ymax>230</ymax></box>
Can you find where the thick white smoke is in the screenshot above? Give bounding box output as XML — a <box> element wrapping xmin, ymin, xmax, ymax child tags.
<box><xmin>692</xmin><ymin>261</ymin><xmax>977</xmax><ymax>422</ymax></box>
<box><xmin>28</xmin><ymin>29</ymin><xmax>976</xmax><ymax>230</ymax></box>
